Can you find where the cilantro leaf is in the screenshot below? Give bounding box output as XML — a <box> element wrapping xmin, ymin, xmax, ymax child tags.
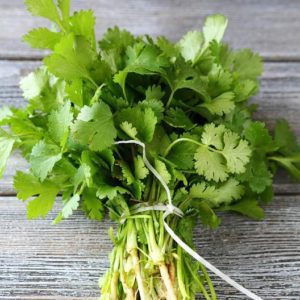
<box><xmin>71</xmin><ymin>102</ymin><xmax>117</xmax><ymax>152</ymax></box>
<box><xmin>53</xmin><ymin>194</ymin><xmax>80</xmax><ymax>224</ymax></box>
<box><xmin>178</xmin><ymin>31</ymin><xmax>204</xmax><ymax>64</ymax></box>
<box><xmin>155</xmin><ymin>159</ymin><xmax>171</xmax><ymax>185</ymax></box>
<box><xmin>134</xmin><ymin>155</ymin><xmax>149</xmax><ymax>180</ymax></box>
<box><xmin>194</xmin><ymin>124</ymin><xmax>251</xmax><ymax>181</ymax></box>
<box><xmin>222</xmin><ymin>130</ymin><xmax>251</xmax><ymax>174</ymax></box>
<box><xmin>190</xmin><ymin>178</ymin><xmax>244</xmax><ymax>206</ymax></box>
<box><xmin>194</xmin><ymin>146</ymin><xmax>228</xmax><ymax>181</ymax></box>
<box><xmin>82</xmin><ymin>188</ymin><xmax>104</xmax><ymax>221</ymax></box>
<box><xmin>70</xmin><ymin>10</ymin><xmax>96</xmax><ymax>47</ymax></box>
<box><xmin>167</xmin><ymin>140</ymin><xmax>198</xmax><ymax>170</ymax></box>
<box><xmin>58</xmin><ymin>0</ymin><xmax>70</xmax><ymax>22</ymax></box>
<box><xmin>220</xmin><ymin>198</ymin><xmax>265</xmax><ymax>220</ymax></box>
<box><xmin>241</xmin><ymin>156</ymin><xmax>272</xmax><ymax>193</ymax></box>
<box><xmin>25</xmin><ymin>0</ymin><xmax>61</xmax><ymax>25</ymax></box>
<box><xmin>0</xmin><ymin>129</ymin><xmax>15</xmax><ymax>177</ymax></box>
<box><xmin>274</xmin><ymin>119</ymin><xmax>300</xmax><ymax>155</ymax></box>
<box><xmin>44</xmin><ymin>35</ymin><xmax>96</xmax><ymax>83</ymax></box>
<box><xmin>233</xmin><ymin>49</ymin><xmax>263</xmax><ymax>80</ymax></box>
<box><xmin>20</xmin><ymin>68</ymin><xmax>49</xmax><ymax>100</ymax></box>
<box><xmin>165</xmin><ymin>108</ymin><xmax>194</xmax><ymax>129</ymax></box>
<box><xmin>190</xmin><ymin>201</ymin><xmax>220</xmax><ymax>229</ymax></box>
<box><xmin>117</xmin><ymin>107</ymin><xmax>157</xmax><ymax>143</ymax></box>
<box><xmin>244</xmin><ymin>121</ymin><xmax>274</xmax><ymax>152</ymax></box>
<box><xmin>203</xmin><ymin>14</ymin><xmax>228</xmax><ymax>46</ymax></box>
<box><xmin>48</xmin><ymin>101</ymin><xmax>73</xmax><ymax>146</ymax></box>
<box><xmin>14</xmin><ymin>171</ymin><xmax>60</xmax><ymax>219</ymax></box>
<box><xmin>201</xmin><ymin>91</ymin><xmax>235</xmax><ymax>116</ymax></box>
<box><xmin>30</xmin><ymin>140</ymin><xmax>62</xmax><ymax>181</ymax></box>
<box><xmin>23</xmin><ymin>28</ymin><xmax>62</xmax><ymax>50</ymax></box>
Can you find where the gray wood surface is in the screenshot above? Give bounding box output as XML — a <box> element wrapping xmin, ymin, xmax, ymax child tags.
<box><xmin>0</xmin><ymin>0</ymin><xmax>300</xmax><ymax>60</ymax></box>
<box><xmin>0</xmin><ymin>0</ymin><xmax>300</xmax><ymax>299</ymax></box>
<box><xmin>0</xmin><ymin>196</ymin><xmax>299</xmax><ymax>299</ymax></box>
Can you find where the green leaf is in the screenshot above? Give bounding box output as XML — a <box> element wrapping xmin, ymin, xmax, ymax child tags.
<box><xmin>65</xmin><ymin>79</ymin><xmax>83</xmax><ymax>107</ymax></box>
<box><xmin>82</xmin><ymin>188</ymin><xmax>104</xmax><ymax>221</ymax></box>
<box><xmin>20</xmin><ymin>68</ymin><xmax>48</xmax><ymax>100</ymax></box>
<box><xmin>233</xmin><ymin>49</ymin><xmax>263</xmax><ymax>80</ymax></box>
<box><xmin>0</xmin><ymin>107</ymin><xmax>12</xmax><ymax>125</ymax></box>
<box><xmin>48</xmin><ymin>101</ymin><xmax>73</xmax><ymax>146</ymax></box>
<box><xmin>145</xmin><ymin>85</ymin><xmax>165</xmax><ymax>101</ymax></box>
<box><xmin>220</xmin><ymin>198</ymin><xmax>265</xmax><ymax>220</ymax></box>
<box><xmin>190</xmin><ymin>201</ymin><xmax>220</xmax><ymax>229</ymax></box>
<box><xmin>58</xmin><ymin>0</ymin><xmax>70</xmax><ymax>21</ymax></box>
<box><xmin>71</xmin><ymin>102</ymin><xmax>117</xmax><ymax>151</ymax></box>
<box><xmin>201</xmin><ymin>91</ymin><xmax>235</xmax><ymax>116</ymax></box>
<box><xmin>117</xmin><ymin>107</ymin><xmax>157</xmax><ymax>143</ymax></box>
<box><xmin>165</xmin><ymin>108</ymin><xmax>194</xmax><ymax>129</ymax></box>
<box><xmin>240</xmin><ymin>155</ymin><xmax>273</xmax><ymax>193</ymax></box>
<box><xmin>14</xmin><ymin>171</ymin><xmax>60</xmax><ymax>219</ymax></box>
<box><xmin>25</xmin><ymin>0</ymin><xmax>61</xmax><ymax>24</ymax></box>
<box><xmin>53</xmin><ymin>194</ymin><xmax>80</xmax><ymax>224</ymax></box>
<box><xmin>274</xmin><ymin>119</ymin><xmax>300</xmax><ymax>156</ymax></box>
<box><xmin>244</xmin><ymin>121</ymin><xmax>274</xmax><ymax>151</ymax></box>
<box><xmin>194</xmin><ymin>124</ymin><xmax>251</xmax><ymax>181</ymax></box>
<box><xmin>120</xmin><ymin>122</ymin><xmax>138</xmax><ymax>139</ymax></box>
<box><xmin>222</xmin><ymin>130</ymin><xmax>251</xmax><ymax>174</ymax></box>
<box><xmin>203</xmin><ymin>14</ymin><xmax>228</xmax><ymax>45</ymax></box>
<box><xmin>271</xmin><ymin>155</ymin><xmax>300</xmax><ymax>181</ymax></box>
<box><xmin>234</xmin><ymin>79</ymin><xmax>258</xmax><ymax>102</ymax></box>
<box><xmin>119</xmin><ymin>161</ymin><xmax>135</xmax><ymax>185</ymax></box>
<box><xmin>201</xmin><ymin>123</ymin><xmax>225</xmax><ymax>150</ymax></box>
<box><xmin>70</xmin><ymin>10</ymin><xmax>96</xmax><ymax>46</ymax></box>
<box><xmin>134</xmin><ymin>155</ymin><xmax>149</xmax><ymax>180</ymax></box>
<box><xmin>177</xmin><ymin>31</ymin><xmax>204</xmax><ymax>63</ymax></box>
<box><xmin>23</xmin><ymin>28</ymin><xmax>62</xmax><ymax>50</ymax></box>
<box><xmin>207</xmin><ymin>64</ymin><xmax>233</xmax><ymax>97</ymax></box>
<box><xmin>44</xmin><ymin>34</ymin><xmax>96</xmax><ymax>82</ymax></box>
<box><xmin>0</xmin><ymin>129</ymin><xmax>15</xmax><ymax>177</ymax></box>
<box><xmin>114</xmin><ymin>43</ymin><xmax>169</xmax><ymax>95</ymax></box>
<box><xmin>155</xmin><ymin>159</ymin><xmax>171</xmax><ymax>185</ymax></box>
<box><xmin>190</xmin><ymin>179</ymin><xmax>244</xmax><ymax>206</ymax></box>
<box><xmin>97</xmin><ymin>184</ymin><xmax>128</xmax><ymax>200</ymax></box>
<box><xmin>99</xmin><ymin>27</ymin><xmax>135</xmax><ymax>73</ymax></box>
<box><xmin>30</xmin><ymin>140</ymin><xmax>62</xmax><ymax>181</ymax></box>
<box><xmin>194</xmin><ymin>146</ymin><xmax>228</xmax><ymax>182</ymax></box>
<box><xmin>137</xmin><ymin>99</ymin><xmax>164</xmax><ymax>121</ymax></box>
<box><xmin>167</xmin><ymin>140</ymin><xmax>198</xmax><ymax>170</ymax></box>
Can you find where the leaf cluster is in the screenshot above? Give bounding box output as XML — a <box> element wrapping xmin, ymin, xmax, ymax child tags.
<box><xmin>0</xmin><ymin>0</ymin><xmax>300</xmax><ymax>231</ymax></box>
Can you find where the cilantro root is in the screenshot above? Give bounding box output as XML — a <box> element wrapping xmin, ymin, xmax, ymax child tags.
<box><xmin>1</xmin><ymin>0</ymin><xmax>300</xmax><ymax>299</ymax></box>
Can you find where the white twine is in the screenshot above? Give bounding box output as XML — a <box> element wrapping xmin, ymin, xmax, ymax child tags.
<box><xmin>114</xmin><ymin>140</ymin><xmax>263</xmax><ymax>300</ymax></box>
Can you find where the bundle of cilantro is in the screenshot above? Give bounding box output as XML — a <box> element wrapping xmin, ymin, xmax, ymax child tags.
<box><xmin>1</xmin><ymin>0</ymin><xmax>300</xmax><ymax>299</ymax></box>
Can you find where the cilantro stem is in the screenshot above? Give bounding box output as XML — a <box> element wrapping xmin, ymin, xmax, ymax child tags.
<box><xmin>186</xmin><ymin>260</ymin><xmax>211</xmax><ymax>300</ymax></box>
<box><xmin>200</xmin><ymin>263</ymin><xmax>217</xmax><ymax>300</ymax></box>
<box><xmin>163</xmin><ymin>137</ymin><xmax>202</xmax><ymax>157</ymax></box>
<box><xmin>166</xmin><ymin>90</ymin><xmax>175</xmax><ymax>108</ymax></box>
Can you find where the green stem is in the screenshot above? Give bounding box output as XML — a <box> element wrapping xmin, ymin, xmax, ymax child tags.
<box><xmin>176</xmin><ymin>246</ymin><xmax>189</xmax><ymax>299</ymax></box>
<box><xmin>200</xmin><ymin>264</ymin><xmax>217</xmax><ymax>300</ymax></box>
<box><xmin>186</xmin><ymin>262</ymin><xmax>211</xmax><ymax>300</ymax></box>
<box><xmin>163</xmin><ymin>138</ymin><xmax>202</xmax><ymax>157</ymax></box>
<box><xmin>166</xmin><ymin>90</ymin><xmax>175</xmax><ymax>108</ymax></box>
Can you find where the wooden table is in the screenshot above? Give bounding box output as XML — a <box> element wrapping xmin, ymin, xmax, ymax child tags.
<box><xmin>1</xmin><ymin>1</ymin><xmax>300</xmax><ymax>299</ymax></box>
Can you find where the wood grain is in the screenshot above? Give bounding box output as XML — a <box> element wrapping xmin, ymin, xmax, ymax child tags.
<box><xmin>0</xmin><ymin>195</ymin><xmax>299</xmax><ymax>299</ymax></box>
<box><xmin>1</xmin><ymin>60</ymin><xmax>300</xmax><ymax>194</ymax></box>
<box><xmin>0</xmin><ymin>0</ymin><xmax>300</xmax><ymax>60</ymax></box>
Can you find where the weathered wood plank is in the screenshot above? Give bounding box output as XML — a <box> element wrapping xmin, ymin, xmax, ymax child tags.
<box><xmin>1</xmin><ymin>60</ymin><xmax>300</xmax><ymax>194</ymax></box>
<box><xmin>0</xmin><ymin>0</ymin><xmax>300</xmax><ymax>60</ymax></box>
<box><xmin>0</xmin><ymin>195</ymin><xmax>299</xmax><ymax>299</ymax></box>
